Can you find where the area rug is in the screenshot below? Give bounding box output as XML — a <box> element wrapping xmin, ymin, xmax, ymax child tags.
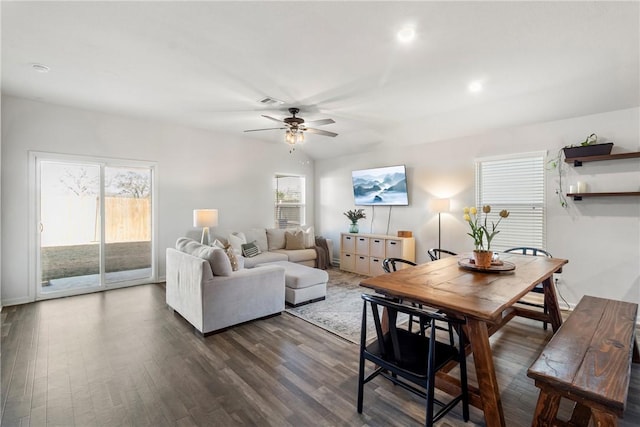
<box><xmin>285</xmin><ymin>268</ymin><xmax>376</xmax><ymax>344</ymax></box>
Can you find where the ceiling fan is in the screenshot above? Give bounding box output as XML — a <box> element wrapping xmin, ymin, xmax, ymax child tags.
<box><xmin>244</xmin><ymin>108</ymin><xmax>338</xmax><ymax>150</ymax></box>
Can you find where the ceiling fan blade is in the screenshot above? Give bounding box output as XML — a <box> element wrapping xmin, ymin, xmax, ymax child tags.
<box><xmin>304</xmin><ymin>118</ymin><xmax>335</xmax><ymax>126</ymax></box>
<box><xmin>261</xmin><ymin>115</ymin><xmax>285</xmax><ymax>124</ymax></box>
<box><xmin>244</xmin><ymin>127</ymin><xmax>287</xmax><ymax>132</ymax></box>
<box><xmin>304</xmin><ymin>128</ymin><xmax>338</xmax><ymax>137</ymax></box>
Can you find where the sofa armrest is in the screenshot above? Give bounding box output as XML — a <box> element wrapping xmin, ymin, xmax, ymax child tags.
<box><xmin>166</xmin><ymin>247</ymin><xmax>213</xmax><ymax>332</ymax></box>
<box><xmin>201</xmin><ymin>264</ymin><xmax>286</xmax><ymax>332</ymax></box>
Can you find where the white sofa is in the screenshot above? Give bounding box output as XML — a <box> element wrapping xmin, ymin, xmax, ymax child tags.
<box><xmin>166</xmin><ymin>238</ymin><xmax>286</xmax><ymax>334</ymax></box>
<box><xmin>227</xmin><ymin>227</ymin><xmax>333</xmax><ymax>269</ymax></box>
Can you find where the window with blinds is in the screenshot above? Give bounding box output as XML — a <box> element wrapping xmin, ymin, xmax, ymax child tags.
<box><xmin>475</xmin><ymin>153</ymin><xmax>545</xmax><ymax>252</ymax></box>
<box><xmin>274</xmin><ymin>175</ymin><xmax>305</xmax><ymax>229</ymax></box>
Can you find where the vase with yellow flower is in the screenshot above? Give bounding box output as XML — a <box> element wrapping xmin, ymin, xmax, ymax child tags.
<box><xmin>463</xmin><ymin>205</ymin><xmax>510</xmax><ymax>268</ymax></box>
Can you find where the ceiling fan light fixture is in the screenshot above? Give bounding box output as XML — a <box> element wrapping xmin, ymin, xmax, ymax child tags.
<box><xmin>285</xmin><ymin>129</ymin><xmax>304</xmax><ymax>146</ymax></box>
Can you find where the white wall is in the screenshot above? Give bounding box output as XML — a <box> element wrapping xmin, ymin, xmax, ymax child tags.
<box><xmin>1</xmin><ymin>96</ymin><xmax>314</xmax><ymax>305</ymax></box>
<box><xmin>316</xmin><ymin>107</ymin><xmax>640</xmax><ymax>308</ymax></box>
<box><xmin>3</xmin><ymin>96</ymin><xmax>638</xmax><ymax>309</ymax></box>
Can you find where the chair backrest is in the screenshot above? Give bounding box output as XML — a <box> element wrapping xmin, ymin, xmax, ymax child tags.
<box><xmin>503</xmin><ymin>247</ymin><xmax>552</xmax><ymax>257</ymax></box>
<box><xmin>427</xmin><ymin>248</ymin><xmax>457</xmax><ymax>261</ymax></box>
<box><xmin>382</xmin><ymin>257</ymin><xmax>417</xmax><ymax>273</ymax></box>
<box><xmin>360</xmin><ymin>294</ymin><xmax>465</xmax><ymax>363</ymax></box>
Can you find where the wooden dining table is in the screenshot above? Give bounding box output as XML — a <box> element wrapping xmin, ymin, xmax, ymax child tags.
<box><xmin>359</xmin><ymin>252</ymin><xmax>568</xmax><ymax>427</ymax></box>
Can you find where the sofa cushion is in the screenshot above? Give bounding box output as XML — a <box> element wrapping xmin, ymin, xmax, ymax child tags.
<box><xmin>176</xmin><ymin>237</ymin><xmax>232</xmax><ymax>276</ymax></box>
<box><xmin>245</xmin><ymin>228</ymin><xmax>269</xmax><ymax>253</ymax></box>
<box><xmin>242</xmin><ymin>251</ymin><xmax>288</xmax><ymax>268</ymax></box>
<box><xmin>285</xmin><ymin>229</ymin><xmax>306</xmax><ymax>250</ymax></box>
<box><xmin>266</xmin><ymin>228</ymin><xmax>287</xmax><ymax>250</ymax></box>
<box><xmin>272</xmin><ymin>248</ymin><xmax>317</xmax><ymax>263</ymax></box>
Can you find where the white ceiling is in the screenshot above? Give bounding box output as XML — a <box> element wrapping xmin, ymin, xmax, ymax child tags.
<box><xmin>2</xmin><ymin>1</ymin><xmax>639</xmax><ymax>159</ymax></box>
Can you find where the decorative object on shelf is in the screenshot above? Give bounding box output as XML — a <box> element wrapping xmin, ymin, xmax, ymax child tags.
<box><xmin>193</xmin><ymin>209</ymin><xmax>219</xmax><ymax>245</ymax></box>
<box><xmin>397</xmin><ymin>230</ymin><xmax>413</xmax><ymax>237</ymax></box>
<box><xmin>429</xmin><ymin>198</ymin><xmax>450</xmax><ymax>259</ymax></box>
<box><xmin>562</xmin><ymin>133</ymin><xmax>613</xmax><ymax>159</ymax></box>
<box><xmin>547</xmin><ymin>133</ymin><xmax>613</xmax><ymax>208</ymax></box>
<box><xmin>343</xmin><ymin>208</ymin><xmax>366</xmax><ymax>233</ymax></box>
<box><xmin>463</xmin><ymin>205</ymin><xmax>509</xmax><ymax>268</ymax></box>
<box><xmin>576</xmin><ymin>181</ymin><xmax>587</xmax><ymax>193</ymax></box>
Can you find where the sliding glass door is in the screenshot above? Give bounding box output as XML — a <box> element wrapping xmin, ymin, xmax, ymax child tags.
<box><xmin>33</xmin><ymin>153</ymin><xmax>156</xmax><ymax>300</ymax></box>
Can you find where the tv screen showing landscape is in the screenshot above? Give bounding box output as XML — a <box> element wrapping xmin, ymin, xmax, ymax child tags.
<box><xmin>352</xmin><ymin>165</ymin><xmax>409</xmax><ymax>206</ymax></box>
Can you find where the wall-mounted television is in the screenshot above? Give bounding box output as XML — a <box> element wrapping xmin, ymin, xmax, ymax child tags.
<box><xmin>352</xmin><ymin>165</ymin><xmax>409</xmax><ymax>206</ymax></box>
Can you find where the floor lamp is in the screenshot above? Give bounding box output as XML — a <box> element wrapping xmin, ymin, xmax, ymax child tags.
<box><xmin>430</xmin><ymin>199</ymin><xmax>450</xmax><ymax>259</ymax></box>
<box><xmin>193</xmin><ymin>209</ymin><xmax>218</xmax><ymax>245</ymax></box>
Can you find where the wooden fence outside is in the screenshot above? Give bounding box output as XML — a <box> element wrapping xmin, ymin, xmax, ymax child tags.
<box><xmin>105</xmin><ymin>197</ymin><xmax>151</xmax><ymax>242</ymax></box>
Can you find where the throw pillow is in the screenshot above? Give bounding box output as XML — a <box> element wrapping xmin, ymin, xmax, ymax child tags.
<box><xmin>210</xmin><ymin>248</ymin><xmax>233</xmax><ymax>276</ymax></box>
<box><xmin>175</xmin><ymin>238</ymin><xmax>232</xmax><ymax>276</ymax></box>
<box><xmin>246</xmin><ymin>228</ymin><xmax>269</xmax><ymax>253</ymax></box>
<box><xmin>299</xmin><ymin>225</ymin><xmax>315</xmax><ymax>248</ymax></box>
<box><xmin>266</xmin><ymin>228</ymin><xmax>287</xmax><ymax>250</ymax></box>
<box><xmin>224</xmin><ymin>245</ymin><xmax>240</xmax><ymax>271</ymax></box>
<box><xmin>211</xmin><ymin>239</ymin><xmax>226</xmax><ymax>249</ymax></box>
<box><xmin>285</xmin><ymin>230</ymin><xmax>306</xmax><ymax>250</ymax></box>
<box><xmin>228</xmin><ymin>232</ymin><xmax>247</xmax><ymax>254</ymax></box>
<box><xmin>241</xmin><ymin>241</ymin><xmax>261</xmax><ymax>258</ymax></box>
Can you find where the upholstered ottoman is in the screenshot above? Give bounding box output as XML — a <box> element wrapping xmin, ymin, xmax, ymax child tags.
<box><xmin>256</xmin><ymin>261</ymin><xmax>328</xmax><ymax>307</ymax></box>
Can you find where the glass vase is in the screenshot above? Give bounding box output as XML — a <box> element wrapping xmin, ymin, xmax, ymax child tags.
<box><xmin>349</xmin><ymin>222</ymin><xmax>359</xmax><ymax>233</ymax></box>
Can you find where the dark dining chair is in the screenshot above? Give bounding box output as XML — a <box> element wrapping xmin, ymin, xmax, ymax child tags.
<box><xmin>382</xmin><ymin>257</ymin><xmax>454</xmax><ymax>340</ymax></box>
<box><xmin>357</xmin><ymin>294</ymin><xmax>469</xmax><ymax>426</ymax></box>
<box><xmin>427</xmin><ymin>248</ymin><xmax>457</xmax><ymax>261</ymax></box>
<box><xmin>381</xmin><ymin>258</ymin><xmax>423</xmax><ymax>333</ymax></box>
<box><xmin>504</xmin><ymin>247</ymin><xmax>552</xmax><ymax>330</ymax></box>
<box><xmin>381</xmin><ymin>257</ymin><xmax>416</xmax><ymax>273</ymax></box>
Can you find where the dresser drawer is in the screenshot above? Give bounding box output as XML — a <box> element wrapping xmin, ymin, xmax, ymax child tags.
<box><xmin>355</xmin><ymin>236</ymin><xmax>370</xmax><ymax>255</ymax></box>
<box><xmin>369</xmin><ymin>238</ymin><xmax>385</xmax><ymax>258</ymax></box>
<box><xmin>340</xmin><ymin>252</ymin><xmax>355</xmax><ymax>271</ymax></box>
<box><xmin>369</xmin><ymin>257</ymin><xmax>385</xmax><ymax>276</ymax></box>
<box><xmin>386</xmin><ymin>239</ymin><xmax>403</xmax><ymax>258</ymax></box>
<box><xmin>341</xmin><ymin>234</ymin><xmax>356</xmax><ymax>253</ymax></box>
<box><xmin>355</xmin><ymin>255</ymin><xmax>370</xmax><ymax>275</ymax></box>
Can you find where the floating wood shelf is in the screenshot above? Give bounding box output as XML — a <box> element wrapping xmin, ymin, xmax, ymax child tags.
<box><xmin>565</xmin><ymin>151</ymin><xmax>640</xmax><ymax>166</ymax></box>
<box><xmin>567</xmin><ymin>192</ymin><xmax>640</xmax><ymax>201</ymax></box>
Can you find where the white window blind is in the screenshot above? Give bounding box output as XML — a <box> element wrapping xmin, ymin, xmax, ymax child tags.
<box><xmin>475</xmin><ymin>154</ymin><xmax>545</xmax><ymax>252</ymax></box>
<box><xmin>274</xmin><ymin>175</ymin><xmax>305</xmax><ymax>229</ymax></box>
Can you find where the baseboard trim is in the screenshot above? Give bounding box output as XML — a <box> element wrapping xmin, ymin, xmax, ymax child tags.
<box><xmin>1</xmin><ymin>296</ymin><xmax>33</xmax><ymax>307</ymax></box>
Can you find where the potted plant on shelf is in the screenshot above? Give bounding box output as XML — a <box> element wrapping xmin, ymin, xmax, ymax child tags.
<box><xmin>343</xmin><ymin>208</ymin><xmax>366</xmax><ymax>233</ymax></box>
<box><xmin>562</xmin><ymin>133</ymin><xmax>613</xmax><ymax>159</ymax></box>
<box><xmin>463</xmin><ymin>205</ymin><xmax>509</xmax><ymax>268</ymax></box>
<box><xmin>547</xmin><ymin>133</ymin><xmax>613</xmax><ymax>208</ymax></box>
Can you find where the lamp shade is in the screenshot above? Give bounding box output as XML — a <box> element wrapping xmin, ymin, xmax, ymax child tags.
<box><xmin>193</xmin><ymin>209</ymin><xmax>219</xmax><ymax>228</ymax></box>
<box><xmin>430</xmin><ymin>198</ymin><xmax>450</xmax><ymax>213</ymax></box>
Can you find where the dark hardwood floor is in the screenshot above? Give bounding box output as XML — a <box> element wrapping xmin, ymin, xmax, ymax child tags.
<box><xmin>2</xmin><ymin>283</ymin><xmax>639</xmax><ymax>426</ymax></box>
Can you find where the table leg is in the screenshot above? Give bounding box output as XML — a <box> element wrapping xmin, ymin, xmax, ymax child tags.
<box><xmin>466</xmin><ymin>318</ymin><xmax>506</xmax><ymax>427</ymax></box>
<box><xmin>542</xmin><ymin>276</ymin><xmax>563</xmax><ymax>332</ymax></box>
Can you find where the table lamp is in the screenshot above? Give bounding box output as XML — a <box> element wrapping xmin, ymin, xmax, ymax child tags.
<box><xmin>429</xmin><ymin>198</ymin><xmax>450</xmax><ymax>258</ymax></box>
<box><xmin>193</xmin><ymin>209</ymin><xmax>218</xmax><ymax>245</ymax></box>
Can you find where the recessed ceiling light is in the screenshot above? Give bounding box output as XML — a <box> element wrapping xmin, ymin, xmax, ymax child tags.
<box><xmin>468</xmin><ymin>81</ymin><xmax>483</xmax><ymax>93</ymax></box>
<box><xmin>397</xmin><ymin>26</ymin><xmax>416</xmax><ymax>43</ymax></box>
<box><xmin>31</xmin><ymin>63</ymin><xmax>50</xmax><ymax>73</ymax></box>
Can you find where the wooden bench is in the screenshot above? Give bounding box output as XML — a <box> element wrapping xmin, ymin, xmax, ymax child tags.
<box><xmin>527</xmin><ymin>295</ymin><xmax>639</xmax><ymax>427</ymax></box>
